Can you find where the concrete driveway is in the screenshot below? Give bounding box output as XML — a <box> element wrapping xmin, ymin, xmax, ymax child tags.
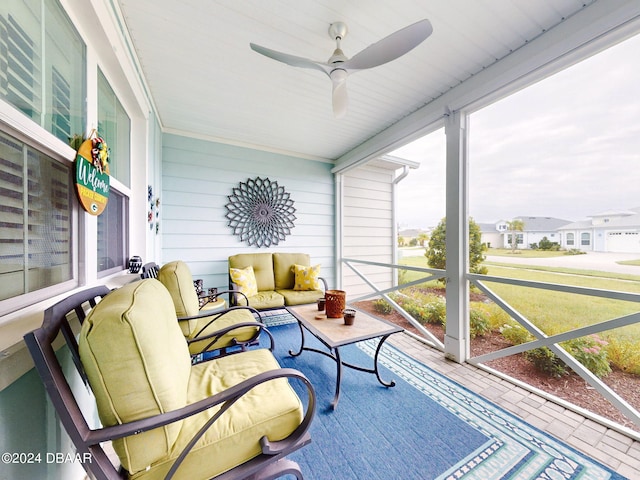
<box><xmin>485</xmin><ymin>251</ymin><xmax>640</xmax><ymax>276</ymax></box>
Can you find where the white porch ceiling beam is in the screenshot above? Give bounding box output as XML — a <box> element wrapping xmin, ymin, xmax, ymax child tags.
<box><xmin>332</xmin><ymin>0</ymin><xmax>640</xmax><ymax>173</ymax></box>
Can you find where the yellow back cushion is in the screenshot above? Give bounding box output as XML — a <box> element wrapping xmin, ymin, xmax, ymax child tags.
<box><xmin>79</xmin><ymin>279</ymin><xmax>191</xmax><ymax>474</ymax></box>
<box><xmin>228</xmin><ymin>253</ymin><xmax>274</xmax><ymax>291</ymax></box>
<box><xmin>157</xmin><ymin>260</ymin><xmax>199</xmax><ymax>335</ymax></box>
<box><xmin>273</xmin><ymin>253</ymin><xmax>310</xmax><ymax>290</ymax></box>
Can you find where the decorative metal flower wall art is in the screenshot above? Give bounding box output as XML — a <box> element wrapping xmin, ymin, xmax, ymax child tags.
<box><xmin>225</xmin><ymin>177</ymin><xmax>296</xmax><ymax>247</ymax></box>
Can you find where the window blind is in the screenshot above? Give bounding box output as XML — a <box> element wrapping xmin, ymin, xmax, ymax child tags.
<box><xmin>0</xmin><ymin>131</ymin><xmax>72</xmax><ymax>301</ymax></box>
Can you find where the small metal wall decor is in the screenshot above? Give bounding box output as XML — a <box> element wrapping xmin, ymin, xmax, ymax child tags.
<box><xmin>148</xmin><ymin>185</ymin><xmax>160</xmax><ymax>235</ymax></box>
<box><xmin>225</xmin><ymin>177</ymin><xmax>296</xmax><ymax>247</ymax></box>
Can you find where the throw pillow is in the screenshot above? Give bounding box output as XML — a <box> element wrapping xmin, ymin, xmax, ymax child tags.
<box><xmin>292</xmin><ymin>264</ymin><xmax>321</xmax><ymax>291</ymax></box>
<box><xmin>229</xmin><ymin>266</ymin><xmax>258</xmax><ymax>297</ymax></box>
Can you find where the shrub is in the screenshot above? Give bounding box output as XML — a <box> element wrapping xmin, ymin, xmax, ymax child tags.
<box><xmin>373</xmin><ymin>298</ymin><xmax>394</xmax><ymax>315</ymax></box>
<box><xmin>397</xmin><ymin>295</ymin><xmax>446</xmax><ymax>325</ymax></box>
<box><xmin>605</xmin><ymin>337</ymin><xmax>640</xmax><ymax>375</ymax></box>
<box><xmin>537</xmin><ymin>236</ymin><xmax>561</xmax><ymax>251</ymax></box>
<box><xmin>426</xmin><ymin>217</ymin><xmax>487</xmax><ymax>280</ymax></box>
<box><xmin>524</xmin><ymin>347</ymin><xmax>568</xmax><ymax>378</ymax></box>
<box><xmin>424</xmin><ymin>299</ymin><xmax>446</xmax><ymax>324</ymax></box>
<box><xmin>500</xmin><ymin>324</ymin><xmax>534</xmax><ymax>345</ymax></box>
<box><xmin>523</xmin><ymin>335</ymin><xmax>612</xmax><ymax>379</ymax></box>
<box><xmin>469</xmin><ymin>309</ymin><xmax>490</xmax><ymax>338</ymax></box>
<box><xmin>564</xmin><ymin>248</ymin><xmax>586</xmax><ymax>256</ymax></box>
<box><xmin>472</xmin><ymin>302</ymin><xmax>512</xmax><ymax>331</ymax></box>
<box><xmin>563</xmin><ymin>335</ymin><xmax>611</xmax><ymax>378</ymax></box>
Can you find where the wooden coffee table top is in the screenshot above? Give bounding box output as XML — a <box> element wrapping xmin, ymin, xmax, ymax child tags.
<box><xmin>287</xmin><ymin>304</ymin><xmax>403</xmax><ymax>348</ymax></box>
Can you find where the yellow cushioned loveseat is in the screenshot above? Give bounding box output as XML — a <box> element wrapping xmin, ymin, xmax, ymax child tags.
<box><xmin>228</xmin><ymin>253</ymin><xmax>327</xmax><ymax>310</ymax></box>
<box><xmin>77</xmin><ymin>279</ymin><xmax>315</xmax><ymax>479</ymax></box>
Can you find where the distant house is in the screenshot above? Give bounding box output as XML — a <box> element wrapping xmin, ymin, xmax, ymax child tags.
<box><xmin>478</xmin><ymin>222</ymin><xmax>506</xmax><ymax>249</ymax></box>
<box><xmin>398</xmin><ymin>228</ymin><xmax>430</xmax><ymax>246</ymax></box>
<box><xmin>557</xmin><ymin>208</ymin><xmax>640</xmax><ymax>253</ymax></box>
<box><xmin>480</xmin><ymin>217</ymin><xmax>572</xmax><ymax>249</ymax></box>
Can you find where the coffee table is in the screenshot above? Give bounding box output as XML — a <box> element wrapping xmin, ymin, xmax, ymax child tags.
<box><xmin>286</xmin><ymin>304</ymin><xmax>403</xmax><ymax>409</ymax></box>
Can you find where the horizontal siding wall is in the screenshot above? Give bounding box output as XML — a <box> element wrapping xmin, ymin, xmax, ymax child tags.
<box><xmin>162</xmin><ymin>133</ymin><xmax>335</xmax><ymax>290</ymax></box>
<box><xmin>341</xmin><ymin>165</ymin><xmax>395</xmax><ymax>299</ymax></box>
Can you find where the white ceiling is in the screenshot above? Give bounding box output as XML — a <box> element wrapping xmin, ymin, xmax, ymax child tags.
<box><xmin>115</xmin><ymin>0</ymin><xmax>614</xmax><ymax>162</ymax></box>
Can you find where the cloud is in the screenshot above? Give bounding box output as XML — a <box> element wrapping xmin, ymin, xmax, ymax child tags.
<box><xmin>393</xmin><ymin>33</ymin><xmax>640</xmax><ymax>227</ymax></box>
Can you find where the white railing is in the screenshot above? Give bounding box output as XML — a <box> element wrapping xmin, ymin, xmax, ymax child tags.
<box><xmin>468</xmin><ymin>273</ymin><xmax>640</xmax><ymax>432</ymax></box>
<box><xmin>342</xmin><ymin>257</ymin><xmax>446</xmax><ymax>349</ymax></box>
<box><xmin>341</xmin><ymin>257</ymin><xmax>640</xmax><ymax>434</ymax></box>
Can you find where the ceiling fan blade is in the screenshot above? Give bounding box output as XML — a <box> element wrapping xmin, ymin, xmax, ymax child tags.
<box><xmin>331</xmin><ymin>69</ymin><xmax>349</xmax><ymax>118</ymax></box>
<box><xmin>250</xmin><ymin>43</ymin><xmax>329</xmax><ymax>75</ymax></box>
<box><xmin>342</xmin><ymin>19</ymin><xmax>432</xmax><ymax>71</ymax></box>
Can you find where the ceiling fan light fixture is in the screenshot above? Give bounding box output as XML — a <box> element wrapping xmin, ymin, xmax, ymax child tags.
<box><xmin>250</xmin><ymin>19</ymin><xmax>432</xmax><ymax>117</ymax></box>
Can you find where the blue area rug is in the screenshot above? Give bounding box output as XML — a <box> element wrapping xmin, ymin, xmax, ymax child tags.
<box><xmin>260</xmin><ymin>311</ymin><xmax>626</xmax><ymax>480</ymax></box>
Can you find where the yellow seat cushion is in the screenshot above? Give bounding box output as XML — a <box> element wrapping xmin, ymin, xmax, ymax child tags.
<box><xmin>130</xmin><ymin>349</ymin><xmax>303</xmax><ymax>480</ymax></box>
<box><xmin>235</xmin><ymin>290</ymin><xmax>285</xmax><ymax>310</ymax></box>
<box><xmin>229</xmin><ymin>265</ymin><xmax>258</xmax><ymax>297</ymax></box>
<box><xmin>79</xmin><ymin>279</ymin><xmax>191</xmax><ymax>475</ymax></box>
<box><xmin>292</xmin><ymin>263</ymin><xmax>321</xmax><ymax>291</ymax></box>
<box><xmin>187</xmin><ymin>309</ymin><xmax>259</xmax><ymax>354</ymax></box>
<box><xmin>277</xmin><ymin>289</ymin><xmax>325</xmax><ymax>306</ymax></box>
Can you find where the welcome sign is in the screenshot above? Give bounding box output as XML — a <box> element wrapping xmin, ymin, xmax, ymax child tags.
<box><xmin>74</xmin><ymin>136</ymin><xmax>110</xmax><ymax>215</ymax></box>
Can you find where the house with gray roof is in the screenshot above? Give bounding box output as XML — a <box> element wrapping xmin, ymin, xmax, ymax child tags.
<box><xmin>557</xmin><ymin>208</ymin><xmax>640</xmax><ymax>253</ymax></box>
<box><xmin>482</xmin><ymin>217</ymin><xmax>572</xmax><ymax>250</ymax></box>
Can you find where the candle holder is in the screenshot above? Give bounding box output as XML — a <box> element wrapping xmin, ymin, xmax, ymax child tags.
<box><xmin>343</xmin><ymin>308</ymin><xmax>356</xmax><ymax>325</ymax></box>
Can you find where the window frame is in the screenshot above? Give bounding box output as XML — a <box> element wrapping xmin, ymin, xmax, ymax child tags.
<box><xmin>0</xmin><ymin>122</ymin><xmax>78</xmax><ymax>315</ymax></box>
<box><xmin>566</xmin><ymin>233</ymin><xmax>575</xmax><ymax>246</ymax></box>
<box><xmin>581</xmin><ymin>232</ymin><xmax>591</xmax><ymax>246</ymax></box>
<box><xmin>95</xmin><ymin>68</ymin><xmax>131</xmax><ymax>276</ymax></box>
<box><xmin>96</xmin><ymin>186</ymin><xmax>129</xmax><ymax>278</ymax></box>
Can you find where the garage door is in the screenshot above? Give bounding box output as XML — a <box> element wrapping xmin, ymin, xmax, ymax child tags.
<box><xmin>607</xmin><ymin>231</ymin><xmax>640</xmax><ymax>253</ymax></box>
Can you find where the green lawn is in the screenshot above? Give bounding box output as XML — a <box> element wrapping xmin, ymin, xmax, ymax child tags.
<box><xmin>619</xmin><ymin>258</ymin><xmax>640</xmax><ymax>266</ymax></box>
<box><xmin>398</xmin><ymin>255</ymin><xmax>640</xmax><ymax>342</ymax></box>
<box><xmin>486</xmin><ymin>248</ymin><xmax>568</xmax><ymax>258</ymax></box>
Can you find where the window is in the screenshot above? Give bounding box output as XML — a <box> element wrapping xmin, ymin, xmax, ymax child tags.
<box><xmin>0</xmin><ymin>0</ymin><xmax>86</xmax><ymax>142</ymax></box>
<box><xmin>98</xmin><ymin>70</ymin><xmax>130</xmax><ymax>186</ymax></box>
<box><xmin>96</xmin><ymin>70</ymin><xmax>130</xmax><ymax>275</ymax></box>
<box><xmin>567</xmin><ymin>233</ymin><xmax>575</xmax><ymax>246</ymax></box>
<box><xmin>581</xmin><ymin>232</ymin><xmax>591</xmax><ymax>246</ymax></box>
<box><xmin>507</xmin><ymin>234</ymin><xmax>523</xmax><ymax>245</ymax></box>
<box><xmin>97</xmin><ymin>188</ymin><xmax>128</xmax><ymax>275</ymax></box>
<box><xmin>0</xmin><ymin>130</ymin><xmax>74</xmax><ymax>306</ymax></box>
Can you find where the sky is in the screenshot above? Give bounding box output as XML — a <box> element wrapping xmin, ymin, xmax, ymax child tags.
<box><xmin>392</xmin><ymin>32</ymin><xmax>640</xmax><ymax>230</ymax></box>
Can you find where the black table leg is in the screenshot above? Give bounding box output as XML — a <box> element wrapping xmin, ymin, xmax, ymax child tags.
<box><xmin>289</xmin><ymin>320</ymin><xmax>306</xmax><ymax>357</ymax></box>
<box><xmin>373</xmin><ymin>334</ymin><xmax>395</xmax><ymax>387</ymax></box>
<box><xmin>331</xmin><ymin>347</ymin><xmax>343</xmax><ymax>410</ymax></box>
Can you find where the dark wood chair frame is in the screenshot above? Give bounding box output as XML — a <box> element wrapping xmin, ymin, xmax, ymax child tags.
<box><xmin>141</xmin><ymin>262</ymin><xmax>267</xmax><ymax>357</ymax></box>
<box><xmin>23</xmin><ymin>286</ymin><xmax>316</xmax><ymax>480</ymax></box>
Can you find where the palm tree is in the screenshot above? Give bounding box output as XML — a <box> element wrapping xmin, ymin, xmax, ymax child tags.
<box><xmin>507</xmin><ymin>219</ymin><xmax>525</xmax><ymax>253</ymax></box>
<box><xmin>416</xmin><ymin>232</ymin><xmax>429</xmax><ymax>247</ymax></box>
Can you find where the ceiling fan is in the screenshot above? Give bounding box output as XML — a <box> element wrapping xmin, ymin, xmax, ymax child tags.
<box><xmin>250</xmin><ymin>19</ymin><xmax>433</xmax><ymax>118</ymax></box>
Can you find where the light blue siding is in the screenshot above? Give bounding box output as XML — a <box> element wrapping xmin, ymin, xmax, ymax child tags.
<box><xmin>162</xmin><ymin>134</ymin><xmax>335</xmax><ymax>289</ymax></box>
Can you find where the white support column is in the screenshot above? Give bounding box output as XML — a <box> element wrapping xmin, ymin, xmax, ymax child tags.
<box><xmin>444</xmin><ymin>109</ymin><xmax>470</xmax><ymax>363</ymax></box>
<box><xmin>334</xmin><ymin>173</ymin><xmax>344</xmax><ymax>289</ymax></box>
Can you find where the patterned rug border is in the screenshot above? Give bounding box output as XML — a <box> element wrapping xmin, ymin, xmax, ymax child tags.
<box><xmin>261</xmin><ymin>310</ymin><xmax>624</xmax><ymax>479</ymax></box>
<box><xmin>357</xmin><ymin>339</ymin><xmax>624</xmax><ymax>480</ymax></box>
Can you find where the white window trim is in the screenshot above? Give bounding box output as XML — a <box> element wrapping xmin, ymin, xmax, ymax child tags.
<box><xmin>0</xmin><ymin>108</ymin><xmax>80</xmax><ymax>316</ymax></box>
